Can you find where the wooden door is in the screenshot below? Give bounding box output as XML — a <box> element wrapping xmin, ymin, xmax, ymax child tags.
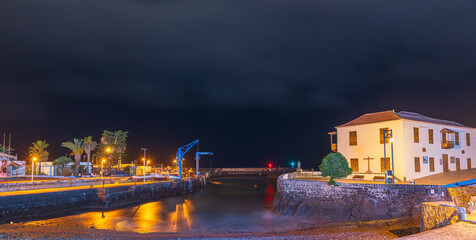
<box><xmin>456</xmin><ymin>158</ymin><xmax>461</xmax><ymax>170</ymax></box>
<box><xmin>443</xmin><ymin>154</ymin><xmax>449</xmax><ymax>172</ymax></box>
<box><xmin>414</xmin><ymin>157</ymin><xmax>421</xmax><ymax>172</ymax></box>
<box><xmin>468</xmin><ymin>158</ymin><xmax>472</xmax><ymax>169</ymax></box>
<box><xmin>381</xmin><ymin>157</ymin><xmax>391</xmax><ymax>172</ymax></box>
<box><xmin>350</xmin><ymin>158</ymin><xmax>359</xmax><ymax>172</ymax></box>
<box><xmin>429</xmin><ymin>157</ymin><xmax>435</xmax><ymax>172</ymax></box>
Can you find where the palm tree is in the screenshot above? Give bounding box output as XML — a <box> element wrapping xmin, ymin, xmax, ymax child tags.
<box><xmin>53</xmin><ymin>156</ymin><xmax>73</xmax><ymax>176</ymax></box>
<box><xmin>83</xmin><ymin>136</ymin><xmax>97</xmax><ymax>174</ymax></box>
<box><xmin>61</xmin><ymin>138</ymin><xmax>84</xmax><ymax>176</ymax></box>
<box><xmin>29</xmin><ymin>140</ymin><xmax>49</xmax><ymax>174</ymax></box>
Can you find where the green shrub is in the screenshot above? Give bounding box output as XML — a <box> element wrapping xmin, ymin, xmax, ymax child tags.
<box><xmin>319</xmin><ymin>152</ymin><xmax>353</xmax><ymax>186</ymax></box>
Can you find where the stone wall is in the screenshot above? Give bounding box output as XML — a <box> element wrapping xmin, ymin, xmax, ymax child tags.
<box><xmin>205</xmin><ymin>168</ymin><xmax>293</xmax><ymax>178</ymax></box>
<box><xmin>447</xmin><ymin>186</ymin><xmax>476</xmax><ymax>209</ymax></box>
<box><xmin>273</xmin><ymin>174</ymin><xmax>449</xmax><ymax>221</ymax></box>
<box><xmin>0</xmin><ymin>179</ymin><xmax>205</xmax><ymax>223</ymax></box>
<box><xmin>421</xmin><ymin>202</ymin><xmax>465</xmax><ymax>231</ymax></box>
<box><xmin>0</xmin><ymin>188</ymin><xmax>95</xmax><ymax>223</ymax></box>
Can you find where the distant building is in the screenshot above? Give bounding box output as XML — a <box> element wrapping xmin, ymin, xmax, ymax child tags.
<box><xmin>0</xmin><ymin>152</ymin><xmax>26</xmax><ymax>177</ymax></box>
<box><xmin>329</xmin><ymin>111</ymin><xmax>476</xmax><ymax>181</ymax></box>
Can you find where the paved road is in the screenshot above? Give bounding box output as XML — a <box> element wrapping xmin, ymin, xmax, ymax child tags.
<box><xmin>413</xmin><ymin>168</ymin><xmax>476</xmax><ymax>185</ymax></box>
<box><xmin>400</xmin><ymin>222</ymin><xmax>476</xmax><ymax>240</ymax></box>
<box><xmin>0</xmin><ymin>180</ymin><xmax>170</xmax><ymax>197</ymax></box>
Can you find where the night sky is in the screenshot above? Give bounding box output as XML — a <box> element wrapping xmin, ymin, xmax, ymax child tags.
<box><xmin>1</xmin><ymin>0</ymin><xmax>476</xmax><ymax>168</ymax></box>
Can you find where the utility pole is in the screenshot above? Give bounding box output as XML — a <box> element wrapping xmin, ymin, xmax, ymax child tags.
<box><xmin>383</xmin><ymin>129</ymin><xmax>393</xmax><ymax>184</ymax></box>
<box><xmin>141</xmin><ymin>148</ymin><xmax>147</xmax><ymax>184</ymax></box>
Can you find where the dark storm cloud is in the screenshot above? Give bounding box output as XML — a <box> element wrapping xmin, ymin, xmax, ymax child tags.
<box><xmin>1</xmin><ymin>0</ymin><xmax>476</xmax><ymax>121</ymax></box>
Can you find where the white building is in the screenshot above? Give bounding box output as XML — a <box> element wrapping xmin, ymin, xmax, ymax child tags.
<box><xmin>329</xmin><ymin>111</ymin><xmax>476</xmax><ymax>181</ymax></box>
<box><xmin>0</xmin><ymin>152</ymin><xmax>26</xmax><ymax>178</ymax></box>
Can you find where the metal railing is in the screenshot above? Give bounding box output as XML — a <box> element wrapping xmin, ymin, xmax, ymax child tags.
<box><xmin>441</xmin><ymin>140</ymin><xmax>455</xmax><ymax>149</ymax></box>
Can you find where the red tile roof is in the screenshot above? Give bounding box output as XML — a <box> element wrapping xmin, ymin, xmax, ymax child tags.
<box><xmin>337</xmin><ymin>110</ymin><xmax>467</xmax><ymax>128</ymax></box>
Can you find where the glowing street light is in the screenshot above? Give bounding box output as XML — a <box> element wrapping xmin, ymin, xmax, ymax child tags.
<box><xmin>31</xmin><ymin>157</ymin><xmax>37</xmax><ymax>182</ymax></box>
<box><xmin>106</xmin><ymin>147</ymin><xmax>111</xmax><ymax>153</ymax></box>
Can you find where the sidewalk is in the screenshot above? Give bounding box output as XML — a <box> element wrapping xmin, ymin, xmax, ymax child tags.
<box><xmin>400</xmin><ymin>221</ymin><xmax>476</xmax><ymax>240</ymax></box>
<box><xmin>413</xmin><ymin>168</ymin><xmax>476</xmax><ymax>185</ymax></box>
<box><xmin>0</xmin><ymin>180</ymin><xmax>170</xmax><ymax>197</ymax></box>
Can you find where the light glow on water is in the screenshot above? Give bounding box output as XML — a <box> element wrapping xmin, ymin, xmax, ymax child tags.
<box><xmin>27</xmin><ymin>178</ymin><xmax>311</xmax><ymax>234</ymax></box>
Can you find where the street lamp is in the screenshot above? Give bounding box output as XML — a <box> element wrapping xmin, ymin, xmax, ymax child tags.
<box><xmin>390</xmin><ymin>138</ymin><xmax>395</xmax><ymax>184</ymax></box>
<box><xmin>31</xmin><ymin>157</ymin><xmax>37</xmax><ymax>182</ymax></box>
<box><xmin>101</xmin><ymin>159</ymin><xmax>105</xmax><ymax>177</ymax></box>
<box><xmin>141</xmin><ymin>148</ymin><xmax>147</xmax><ymax>184</ymax></box>
<box><xmin>142</xmin><ymin>158</ymin><xmax>146</xmax><ymax>183</ymax></box>
<box><xmin>383</xmin><ymin>130</ymin><xmax>394</xmax><ymax>184</ymax></box>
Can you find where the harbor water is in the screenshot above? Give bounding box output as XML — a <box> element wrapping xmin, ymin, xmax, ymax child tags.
<box><xmin>29</xmin><ymin>178</ymin><xmax>307</xmax><ymax>234</ymax></box>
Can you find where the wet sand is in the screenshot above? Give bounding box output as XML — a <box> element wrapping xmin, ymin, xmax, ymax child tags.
<box><xmin>0</xmin><ymin>217</ymin><xmax>419</xmax><ymax>239</ymax></box>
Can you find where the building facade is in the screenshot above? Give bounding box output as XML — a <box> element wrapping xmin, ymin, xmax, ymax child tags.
<box><xmin>0</xmin><ymin>152</ymin><xmax>26</xmax><ymax>178</ymax></box>
<box><xmin>329</xmin><ymin>111</ymin><xmax>476</xmax><ymax>181</ymax></box>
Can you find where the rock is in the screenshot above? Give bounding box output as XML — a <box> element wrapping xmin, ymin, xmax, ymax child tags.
<box><xmin>411</xmin><ymin>204</ymin><xmax>423</xmax><ymax>218</ymax></box>
<box><xmin>352</xmin><ymin>198</ymin><xmax>389</xmax><ymax>221</ymax></box>
<box><xmin>295</xmin><ymin>202</ymin><xmax>309</xmax><ymax>217</ymax></box>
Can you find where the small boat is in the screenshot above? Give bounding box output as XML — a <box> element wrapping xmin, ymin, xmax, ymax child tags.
<box><xmin>153</xmin><ymin>173</ymin><xmax>169</xmax><ymax>180</ymax></box>
<box><xmin>132</xmin><ymin>175</ymin><xmax>155</xmax><ymax>181</ymax></box>
<box><xmin>169</xmin><ymin>175</ymin><xmax>180</xmax><ymax>180</ymax></box>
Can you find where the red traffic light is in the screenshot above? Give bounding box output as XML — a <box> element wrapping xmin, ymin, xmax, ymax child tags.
<box><xmin>268</xmin><ymin>163</ymin><xmax>272</xmax><ymax>168</ymax></box>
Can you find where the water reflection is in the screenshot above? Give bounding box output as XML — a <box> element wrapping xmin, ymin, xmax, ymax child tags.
<box><xmin>28</xmin><ymin>178</ymin><xmax>305</xmax><ymax>234</ymax></box>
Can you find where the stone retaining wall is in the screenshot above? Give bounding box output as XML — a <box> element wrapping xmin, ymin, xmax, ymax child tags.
<box><xmin>273</xmin><ymin>174</ymin><xmax>449</xmax><ymax>221</ymax></box>
<box><xmin>0</xmin><ymin>179</ymin><xmax>205</xmax><ymax>223</ymax></box>
<box><xmin>447</xmin><ymin>186</ymin><xmax>476</xmax><ymax>209</ymax></box>
<box><xmin>422</xmin><ymin>202</ymin><xmax>465</xmax><ymax>231</ymax></box>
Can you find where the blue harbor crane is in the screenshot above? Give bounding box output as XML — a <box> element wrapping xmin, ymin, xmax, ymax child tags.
<box><xmin>195</xmin><ymin>152</ymin><xmax>213</xmax><ymax>177</ymax></box>
<box><xmin>176</xmin><ymin>139</ymin><xmax>199</xmax><ymax>180</ymax></box>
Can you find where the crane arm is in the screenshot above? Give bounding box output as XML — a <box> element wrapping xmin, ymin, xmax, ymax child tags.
<box><xmin>176</xmin><ymin>139</ymin><xmax>199</xmax><ymax>159</ymax></box>
<box><xmin>176</xmin><ymin>139</ymin><xmax>199</xmax><ymax>180</ymax></box>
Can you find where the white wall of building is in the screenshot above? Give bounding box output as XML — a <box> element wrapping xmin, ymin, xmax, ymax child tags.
<box><xmin>401</xmin><ymin>120</ymin><xmax>476</xmax><ymax>180</ymax></box>
<box><xmin>336</xmin><ymin>119</ymin><xmax>476</xmax><ymax>181</ymax></box>
<box><xmin>337</xmin><ymin>119</ymin><xmax>406</xmax><ymax>180</ymax></box>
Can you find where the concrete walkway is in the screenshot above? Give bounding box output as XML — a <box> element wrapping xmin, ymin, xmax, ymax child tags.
<box><xmin>296</xmin><ymin>168</ymin><xmax>476</xmax><ymax>185</ymax></box>
<box><xmin>400</xmin><ymin>221</ymin><xmax>476</xmax><ymax>239</ymax></box>
<box><xmin>0</xmin><ymin>180</ymin><xmax>170</xmax><ymax>197</ymax></box>
<box><xmin>413</xmin><ymin>168</ymin><xmax>476</xmax><ymax>185</ymax></box>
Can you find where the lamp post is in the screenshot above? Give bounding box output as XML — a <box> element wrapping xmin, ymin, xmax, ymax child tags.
<box><xmin>141</xmin><ymin>148</ymin><xmax>147</xmax><ymax>184</ymax></box>
<box><xmin>31</xmin><ymin>157</ymin><xmax>37</xmax><ymax>182</ymax></box>
<box><xmin>383</xmin><ymin>130</ymin><xmax>393</xmax><ymax>184</ymax></box>
<box><xmin>101</xmin><ymin>159</ymin><xmax>105</xmax><ymax>177</ymax></box>
<box><xmin>390</xmin><ymin>138</ymin><xmax>395</xmax><ymax>184</ymax></box>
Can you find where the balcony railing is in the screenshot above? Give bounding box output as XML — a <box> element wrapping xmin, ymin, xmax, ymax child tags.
<box><xmin>441</xmin><ymin>140</ymin><xmax>455</xmax><ymax>149</ymax></box>
<box><xmin>331</xmin><ymin>143</ymin><xmax>337</xmax><ymax>152</ymax></box>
